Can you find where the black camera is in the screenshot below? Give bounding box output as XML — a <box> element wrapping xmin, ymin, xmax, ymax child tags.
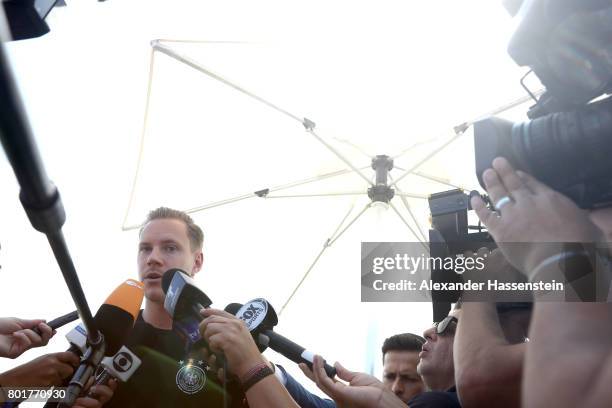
<box><xmin>428</xmin><ymin>189</ymin><xmax>496</xmax><ymax>321</ymax></box>
<box><xmin>428</xmin><ymin>189</ymin><xmax>494</xmax><ymax>253</ymax></box>
<box><xmin>474</xmin><ymin>0</ymin><xmax>612</xmax><ymax>209</ymax></box>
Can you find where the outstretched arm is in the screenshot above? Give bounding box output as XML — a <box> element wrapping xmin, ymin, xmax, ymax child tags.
<box><xmin>200</xmin><ymin>309</ymin><xmax>301</xmax><ymax>408</ymax></box>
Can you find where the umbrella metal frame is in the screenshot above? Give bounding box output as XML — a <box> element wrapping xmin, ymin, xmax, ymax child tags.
<box><xmin>123</xmin><ymin>39</ymin><xmax>544</xmax><ymax>313</ymax></box>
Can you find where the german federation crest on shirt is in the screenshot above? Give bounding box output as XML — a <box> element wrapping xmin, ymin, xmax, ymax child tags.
<box><xmin>176</xmin><ymin>359</ymin><xmax>207</xmax><ymax>395</ymax></box>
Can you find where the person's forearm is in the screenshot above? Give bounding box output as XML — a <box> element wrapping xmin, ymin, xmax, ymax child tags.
<box><xmin>0</xmin><ymin>367</ymin><xmax>26</xmax><ymax>387</ymax></box>
<box><xmin>455</xmin><ymin>302</ymin><xmax>524</xmax><ymax>408</ymax></box>
<box><xmin>280</xmin><ymin>365</ymin><xmax>337</xmax><ymax>408</ymax></box>
<box><xmin>245</xmin><ymin>375</ymin><xmax>301</xmax><ymax>408</ymax></box>
<box><xmin>455</xmin><ymin>302</ymin><xmax>511</xmax><ymax>378</ymax></box>
<box><xmin>523</xmin><ymin>302</ymin><xmax>612</xmax><ymax>408</ymax></box>
<box><xmin>380</xmin><ymin>389</ymin><xmax>407</xmax><ymax>408</ymax></box>
<box><xmin>459</xmin><ymin>302</ymin><xmax>506</xmax><ymax>343</ymax></box>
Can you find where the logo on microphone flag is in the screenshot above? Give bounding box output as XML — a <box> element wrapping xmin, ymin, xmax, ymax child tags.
<box><xmin>237</xmin><ymin>298</ymin><xmax>268</xmax><ymax>330</ymax></box>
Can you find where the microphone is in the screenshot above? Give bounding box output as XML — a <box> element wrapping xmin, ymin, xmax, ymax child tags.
<box><xmin>63</xmin><ymin>327</ymin><xmax>142</xmax><ymax>396</ymax></box>
<box><xmin>59</xmin><ymin>279</ymin><xmax>144</xmax><ymax>407</ymax></box>
<box><xmin>162</xmin><ymin>268</ymin><xmax>212</xmax><ymax>318</ymax></box>
<box><xmin>231</xmin><ymin>299</ymin><xmax>337</xmax><ymax>378</ymax></box>
<box><xmin>33</xmin><ymin>310</ymin><xmax>79</xmax><ymax>336</ymax></box>
<box><xmin>160</xmin><ymin>268</ymin><xmax>236</xmax><ymax>387</ymax></box>
<box><xmin>63</xmin><ymin>279</ymin><xmax>144</xmax><ymax>357</ymax></box>
<box><xmin>224</xmin><ymin>303</ymin><xmax>243</xmax><ymax>315</ymax></box>
<box><xmin>162</xmin><ymin>269</ymin><xmax>212</xmax><ymax>347</ymax></box>
<box><xmin>94</xmin><ymin>279</ymin><xmax>144</xmax><ymax>355</ymax></box>
<box><xmin>64</xmin><ymin>323</ymin><xmax>88</xmax><ymax>356</ymax></box>
<box><xmin>87</xmin><ymin>345</ymin><xmax>142</xmax><ymax>395</ymax></box>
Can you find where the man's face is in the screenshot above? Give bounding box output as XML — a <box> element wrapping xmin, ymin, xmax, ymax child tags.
<box><xmin>137</xmin><ymin>218</ymin><xmax>203</xmax><ymax>303</ymax></box>
<box><xmin>382</xmin><ymin>350</ymin><xmax>424</xmax><ymax>404</ymax></box>
<box><xmin>417</xmin><ymin>310</ymin><xmax>460</xmax><ymax>389</ymax></box>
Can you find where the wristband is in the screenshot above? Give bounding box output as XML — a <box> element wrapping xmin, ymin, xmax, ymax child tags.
<box><xmin>241</xmin><ymin>363</ymin><xmax>274</xmax><ymax>393</ymax></box>
<box><xmin>530</xmin><ymin>250</ymin><xmax>591</xmax><ymax>282</ymax></box>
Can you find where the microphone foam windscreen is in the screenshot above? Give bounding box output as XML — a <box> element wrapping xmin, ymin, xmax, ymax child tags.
<box><xmin>103</xmin><ymin>279</ymin><xmax>144</xmax><ymax>321</ymax></box>
<box><xmin>162</xmin><ymin>268</ymin><xmax>186</xmax><ymax>294</ymax></box>
<box><xmin>95</xmin><ymin>279</ymin><xmax>144</xmax><ymax>356</ymax></box>
<box><xmin>224</xmin><ymin>303</ymin><xmax>243</xmax><ymax>316</ymax></box>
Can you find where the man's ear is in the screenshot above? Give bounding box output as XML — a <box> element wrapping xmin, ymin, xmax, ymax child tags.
<box><xmin>191</xmin><ymin>251</ymin><xmax>204</xmax><ymax>276</ymax></box>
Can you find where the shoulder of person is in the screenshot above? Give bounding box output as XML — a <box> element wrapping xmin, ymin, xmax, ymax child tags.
<box><xmin>407</xmin><ymin>390</ymin><xmax>460</xmax><ymax>408</ymax></box>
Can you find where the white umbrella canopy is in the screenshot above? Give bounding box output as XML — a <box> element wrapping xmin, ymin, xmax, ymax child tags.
<box><xmin>0</xmin><ymin>0</ymin><xmax>540</xmax><ymax>400</ymax></box>
<box><xmin>120</xmin><ymin>0</ymin><xmax>539</xmax><ymax>381</ymax></box>
<box><xmin>123</xmin><ymin>1</ymin><xmax>530</xmax><ymax>227</ymax></box>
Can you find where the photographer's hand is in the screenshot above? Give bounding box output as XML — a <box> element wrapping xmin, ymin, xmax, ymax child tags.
<box><xmin>470</xmin><ymin>157</ymin><xmax>597</xmax><ymax>278</ymax></box>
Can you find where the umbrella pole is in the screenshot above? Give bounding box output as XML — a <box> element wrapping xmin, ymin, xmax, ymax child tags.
<box><xmin>412</xmin><ymin>170</ymin><xmax>463</xmax><ymax>189</ymax></box>
<box><xmin>122</xmin><ymin>165</ymin><xmax>372</xmax><ymax>230</ymax></box>
<box><xmin>153</xmin><ymin>41</ymin><xmax>375</xmax><ymax>184</ymax></box>
<box><xmin>279</xmin><ymin>201</ymin><xmax>373</xmax><ymax>315</ymax></box>
<box><xmin>388</xmin><ymin>202</ymin><xmax>428</xmax><ymax>252</ymax></box>
<box><xmin>387</xmin><ymin>174</ymin><xmax>427</xmax><ymax>242</ymax></box>
<box><xmin>265</xmin><ymin>191</ymin><xmax>365</xmax><ymax>199</ymax></box>
<box><xmin>305</xmin><ymin>128</ymin><xmax>373</xmax><ymax>186</ymax></box>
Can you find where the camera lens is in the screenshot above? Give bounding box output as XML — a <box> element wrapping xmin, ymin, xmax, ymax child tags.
<box><xmin>475</xmin><ymin>96</ymin><xmax>612</xmax><ymax>208</ymax></box>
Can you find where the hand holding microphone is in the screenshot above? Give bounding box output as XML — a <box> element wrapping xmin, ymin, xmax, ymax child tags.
<box><xmin>0</xmin><ymin>352</ymin><xmax>79</xmax><ymax>389</ymax></box>
<box><xmin>0</xmin><ymin>297</ymin><xmax>133</xmax><ymax>406</ymax></box>
<box><xmin>161</xmin><ymin>269</ymin><xmax>268</xmax><ymax>380</ymax></box>
<box><xmin>200</xmin><ymin>312</ymin><xmax>305</xmax><ymax>408</ymax></box>
<box><xmin>200</xmin><ymin>309</ymin><xmax>268</xmax><ymax>380</ymax></box>
<box><xmin>0</xmin><ymin>311</ymin><xmax>79</xmax><ymax>359</ymax></box>
<box><xmin>72</xmin><ymin>377</ymin><xmax>117</xmax><ymax>408</ymax></box>
<box><xmin>162</xmin><ymin>269</ymin><xmax>336</xmax><ymax>380</ymax></box>
<box><xmin>0</xmin><ymin>317</ymin><xmax>55</xmax><ymax>358</ymax></box>
<box><xmin>228</xmin><ymin>299</ymin><xmax>337</xmax><ymax>379</ymax></box>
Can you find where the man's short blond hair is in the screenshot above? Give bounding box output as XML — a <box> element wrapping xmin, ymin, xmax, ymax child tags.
<box><xmin>141</xmin><ymin>207</ymin><xmax>204</xmax><ymax>251</ymax></box>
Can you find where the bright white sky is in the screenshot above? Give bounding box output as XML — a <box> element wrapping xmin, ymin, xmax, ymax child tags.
<box><xmin>0</xmin><ymin>0</ymin><xmax>535</xmax><ymax>404</ymax></box>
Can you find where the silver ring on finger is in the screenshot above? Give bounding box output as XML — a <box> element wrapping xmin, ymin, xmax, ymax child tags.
<box><xmin>494</xmin><ymin>195</ymin><xmax>513</xmax><ymax>212</ymax></box>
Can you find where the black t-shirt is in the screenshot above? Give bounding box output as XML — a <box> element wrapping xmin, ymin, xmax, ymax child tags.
<box><xmin>407</xmin><ymin>386</ymin><xmax>461</xmax><ymax>408</ymax></box>
<box><xmin>106</xmin><ymin>312</ymin><xmax>244</xmax><ymax>408</ymax></box>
